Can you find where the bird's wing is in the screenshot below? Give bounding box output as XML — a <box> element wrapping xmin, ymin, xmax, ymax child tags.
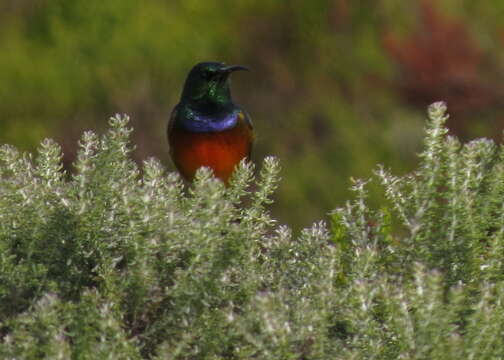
<box><xmin>239</xmin><ymin>109</ymin><xmax>253</xmax><ymax>130</ymax></box>
<box><xmin>167</xmin><ymin>104</ymin><xmax>182</xmax><ymax>158</ymax></box>
<box><xmin>236</xmin><ymin>110</ymin><xmax>254</xmax><ymax>159</ymax></box>
<box><xmin>167</xmin><ymin>104</ymin><xmax>180</xmax><ymax>136</ymax></box>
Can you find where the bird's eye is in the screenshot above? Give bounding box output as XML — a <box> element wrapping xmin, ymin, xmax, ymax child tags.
<box><xmin>201</xmin><ymin>70</ymin><xmax>214</xmax><ymax>80</ymax></box>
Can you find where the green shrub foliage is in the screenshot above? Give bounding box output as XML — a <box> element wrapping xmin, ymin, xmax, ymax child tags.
<box><xmin>1</xmin><ymin>103</ymin><xmax>504</xmax><ymax>359</ymax></box>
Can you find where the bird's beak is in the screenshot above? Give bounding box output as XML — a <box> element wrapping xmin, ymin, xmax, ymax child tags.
<box><xmin>221</xmin><ymin>65</ymin><xmax>249</xmax><ymax>73</ymax></box>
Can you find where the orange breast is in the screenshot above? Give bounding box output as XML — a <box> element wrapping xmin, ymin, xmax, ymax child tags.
<box><xmin>169</xmin><ymin>120</ymin><xmax>253</xmax><ymax>183</ymax></box>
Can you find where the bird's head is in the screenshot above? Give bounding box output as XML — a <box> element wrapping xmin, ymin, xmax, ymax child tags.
<box><xmin>180</xmin><ymin>62</ymin><xmax>248</xmax><ymax>109</ymax></box>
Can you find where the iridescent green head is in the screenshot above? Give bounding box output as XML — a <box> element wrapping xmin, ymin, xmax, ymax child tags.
<box><xmin>180</xmin><ymin>62</ymin><xmax>248</xmax><ymax>109</ymax></box>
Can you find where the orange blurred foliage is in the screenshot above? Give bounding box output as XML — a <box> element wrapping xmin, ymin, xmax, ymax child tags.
<box><xmin>383</xmin><ymin>0</ymin><xmax>503</xmax><ymax>138</ymax></box>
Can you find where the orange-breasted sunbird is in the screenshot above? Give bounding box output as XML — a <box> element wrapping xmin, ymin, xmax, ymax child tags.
<box><xmin>168</xmin><ymin>62</ymin><xmax>253</xmax><ymax>183</ymax></box>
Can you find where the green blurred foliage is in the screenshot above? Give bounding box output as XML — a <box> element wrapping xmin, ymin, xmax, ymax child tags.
<box><xmin>1</xmin><ymin>0</ymin><xmax>504</xmax><ymax>229</ymax></box>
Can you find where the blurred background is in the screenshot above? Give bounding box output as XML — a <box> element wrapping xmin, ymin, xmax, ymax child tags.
<box><xmin>1</xmin><ymin>0</ymin><xmax>504</xmax><ymax>230</ymax></box>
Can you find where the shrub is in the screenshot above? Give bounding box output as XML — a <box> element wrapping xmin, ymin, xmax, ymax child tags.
<box><xmin>1</xmin><ymin>103</ymin><xmax>504</xmax><ymax>359</ymax></box>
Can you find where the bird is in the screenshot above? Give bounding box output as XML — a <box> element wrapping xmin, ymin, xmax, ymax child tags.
<box><xmin>167</xmin><ymin>61</ymin><xmax>253</xmax><ymax>184</ymax></box>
